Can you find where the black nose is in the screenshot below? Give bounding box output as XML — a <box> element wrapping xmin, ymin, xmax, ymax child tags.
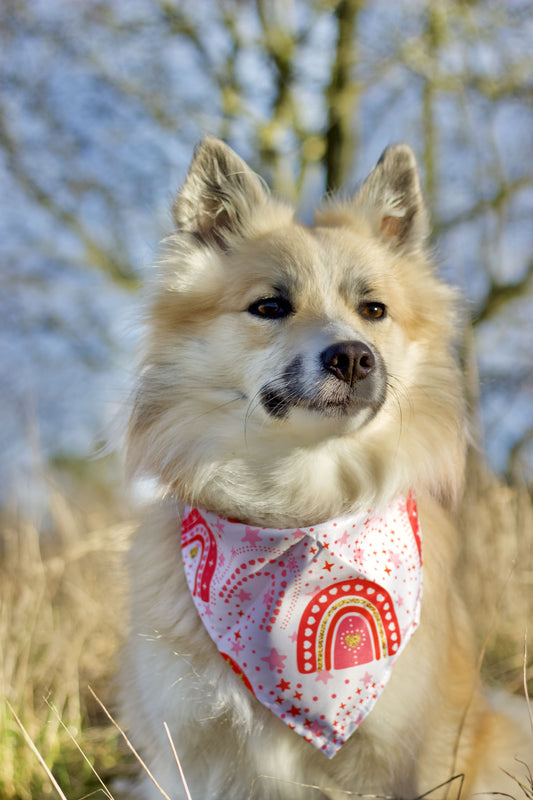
<box><xmin>321</xmin><ymin>341</ymin><xmax>375</xmax><ymax>386</ymax></box>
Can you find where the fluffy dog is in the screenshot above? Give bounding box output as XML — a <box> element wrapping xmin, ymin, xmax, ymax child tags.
<box><xmin>120</xmin><ymin>137</ymin><xmax>529</xmax><ymax>799</ymax></box>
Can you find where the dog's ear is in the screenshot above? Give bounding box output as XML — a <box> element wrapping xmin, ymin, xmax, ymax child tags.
<box><xmin>355</xmin><ymin>145</ymin><xmax>428</xmax><ymax>253</ymax></box>
<box><xmin>173</xmin><ymin>137</ymin><xmax>268</xmax><ymax>250</ymax></box>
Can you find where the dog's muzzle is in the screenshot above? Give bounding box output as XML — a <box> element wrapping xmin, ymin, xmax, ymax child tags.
<box><xmin>260</xmin><ymin>339</ymin><xmax>387</xmax><ymax>420</ymax></box>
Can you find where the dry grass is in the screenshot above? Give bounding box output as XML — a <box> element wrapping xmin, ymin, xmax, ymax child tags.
<box><xmin>457</xmin><ymin>452</ymin><xmax>533</xmax><ymax>693</ymax></box>
<box><xmin>0</xmin><ymin>485</ymin><xmax>134</xmax><ymax>799</ymax></box>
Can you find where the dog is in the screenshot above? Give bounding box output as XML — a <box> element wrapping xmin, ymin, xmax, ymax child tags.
<box><xmin>120</xmin><ymin>137</ymin><xmax>530</xmax><ymax>799</ymax></box>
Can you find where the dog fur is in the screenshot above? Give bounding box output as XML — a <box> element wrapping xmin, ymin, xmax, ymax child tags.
<box><xmin>120</xmin><ymin>138</ymin><xmax>530</xmax><ymax>799</ymax></box>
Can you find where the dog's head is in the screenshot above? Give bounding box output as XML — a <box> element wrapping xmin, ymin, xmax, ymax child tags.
<box><xmin>128</xmin><ymin>138</ymin><xmax>465</xmax><ymax>523</ymax></box>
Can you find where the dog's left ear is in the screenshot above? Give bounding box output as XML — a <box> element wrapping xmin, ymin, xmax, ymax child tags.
<box><xmin>355</xmin><ymin>145</ymin><xmax>428</xmax><ymax>253</ymax></box>
<box><xmin>173</xmin><ymin>136</ymin><xmax>268</xmax><ymax>250</ymax></box>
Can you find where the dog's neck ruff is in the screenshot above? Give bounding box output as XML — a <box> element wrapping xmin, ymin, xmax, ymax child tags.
<box><xmin>181</xmin><ymin>493</ymin><xmax>422</xmax><ymax>758</ymax></box>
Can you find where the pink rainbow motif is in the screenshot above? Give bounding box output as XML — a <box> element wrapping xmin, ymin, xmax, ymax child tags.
<box><xmin>181</xmin><ymin>509</ymin><xmax>218</xmax><ymax>603</ymax></box>
<box><xmin>297</xmin><ymin>578</ymin><xmax>401</xmax><ymax>673</ymax></box>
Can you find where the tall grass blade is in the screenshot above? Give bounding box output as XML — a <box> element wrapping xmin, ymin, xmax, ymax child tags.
<box><xmin>89</xmin><ymin>687</ymin><xmax>173</xmax><ymax>800</ymax></box>
<box><xmin>6</xmin><ymin>701</ymin><xmax>68</xmax><ymax>800</ymax></box>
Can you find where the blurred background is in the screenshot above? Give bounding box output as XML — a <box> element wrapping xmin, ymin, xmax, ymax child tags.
<box><xmin>1</xmin><ymin>0</ymin><xmax>533</xmax><ymax>504</ymax></box>
<box><xmin>1</xmin><ymin>1</ymin><xmax>532</xmax><ymax>797</ymax></box>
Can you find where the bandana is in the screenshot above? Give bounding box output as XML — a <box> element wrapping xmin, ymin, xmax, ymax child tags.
<box><xmin>181</xmin><ymin>493</ymin><xmax>422</xmax><ymax>758</ymax></box>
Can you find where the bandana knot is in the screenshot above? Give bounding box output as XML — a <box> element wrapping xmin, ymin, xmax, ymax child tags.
<box><xmin>181</xmin><ymin>493</ymin><xmax>422</xmax><ymax>757</ymax></box>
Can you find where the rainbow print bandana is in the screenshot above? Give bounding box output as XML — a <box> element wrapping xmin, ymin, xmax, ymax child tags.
<box><xmin>181</xmin><ymin>494</ymin><xmax>422</xmax><ymax>757</ymax></box>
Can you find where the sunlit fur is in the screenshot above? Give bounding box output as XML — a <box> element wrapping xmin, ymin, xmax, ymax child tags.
<box><xmin>120</xmin><ymin>139</ymin><xmax>529</xmax><ymax>800</ymax></box>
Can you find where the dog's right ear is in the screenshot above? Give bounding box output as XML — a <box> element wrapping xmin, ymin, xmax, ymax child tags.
<box><xmin>355</xmin><ymin>145</ymin><xmax>429</xmax><ymax>254</ymax></box>
<box><xmin>173</xmin><ymin>137</ymin><xmax>268</xmax><ymax>250</ymax></box>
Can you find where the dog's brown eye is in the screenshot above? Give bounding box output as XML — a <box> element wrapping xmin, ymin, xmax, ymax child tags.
<box><xmin>248</xmin><ymin>297</ymin><xmax>293</xmax><ymax>319</ymax></box>
<box><xmin>360</xmin><ymin>302</ymin><xmax>387</xmax><ymax>320</ymax></box>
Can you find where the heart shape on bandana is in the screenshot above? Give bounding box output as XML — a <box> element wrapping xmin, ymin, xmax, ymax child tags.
<box><xmin>181</xmin><ymin>494</ymin><xmax>422</xmax><ymax>757</ymax></box>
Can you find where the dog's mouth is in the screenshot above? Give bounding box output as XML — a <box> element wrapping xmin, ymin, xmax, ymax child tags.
<box><xmin>260</xmin><ymin>383</ymin><xmax>386</xmax><ymax>420</ymax></box>
<box><xmin>259</xmin><ymin>341</ymin><xmax>387</xmax><ymax>421</ymax></box>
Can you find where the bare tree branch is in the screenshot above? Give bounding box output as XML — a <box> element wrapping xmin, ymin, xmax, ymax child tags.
<box><xmin>436</xmin><ymin>177</ymin><xmax>533</xmax><ymax>234</ymax></box>
<box><xmin>0</xmin><ymin>107</ymin><xmax>137</xmax><ymax>286</ymax></box>
<box><xmin>474</xmin><ymin>260</ymin><xmax>533</xmax><ymax>325</ymax></box>
<box><xmin>324</xmin><ymin>0</ymin><xmax>362</xmax><ymax>193</ymax></box>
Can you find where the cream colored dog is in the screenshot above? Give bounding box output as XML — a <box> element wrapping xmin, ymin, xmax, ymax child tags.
<box><xmin>120</xmin><ymin>138</ymin><xmax>529</xmax><ymax>799</ymax></box>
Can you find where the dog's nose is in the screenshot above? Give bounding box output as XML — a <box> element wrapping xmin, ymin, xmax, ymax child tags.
<box><xmin>321</xmin><ymin>341</ymin><xmax>375</xmax><ymax>386</ymax></box>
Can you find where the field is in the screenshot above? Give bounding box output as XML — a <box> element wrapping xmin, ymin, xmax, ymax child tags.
<box><xmin>1</xmin><ymin>460</ymin><xmax>532</xmax><ymax>799</ymax></box>
<box><xmin>0</xmin><ymin>481</ymin><xmax>135</xmax><ymax>799</ymax></box>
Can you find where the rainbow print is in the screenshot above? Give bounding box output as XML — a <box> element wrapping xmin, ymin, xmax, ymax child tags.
<box><xmin>181</xmin><ymin>508</ymin><xmax>218</xmax><ymax>602</ymax></box>
<box><xmin>297</xmin><ymin>578</ymin><xmax>401</xmax><ymax>673</ymax></box>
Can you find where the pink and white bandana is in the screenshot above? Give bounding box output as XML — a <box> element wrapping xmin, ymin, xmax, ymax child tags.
<box><xmin>181</xmin><ymin>493</ymin><xmax>422</xmax><ymax>758</ymax></box>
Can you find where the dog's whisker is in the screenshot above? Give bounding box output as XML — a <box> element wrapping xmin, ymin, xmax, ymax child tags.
<box><xmin>181</xmin><ymin>394</ymin><xmax>245</xmax><ymax>427</ymax></box>
<box><xmin>243</xmin><ymin>389</ymin><xmax>267</xmax><ymax>443</ymax></box>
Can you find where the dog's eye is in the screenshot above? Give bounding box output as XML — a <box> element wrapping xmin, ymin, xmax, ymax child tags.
<box><xmin>248</xmin><ymin>297</ymin><xmax>294</xmax><ymax>319</ymax></box>
<box><xmin>360</xmin><ymin>302</ymin><xmax>387</xmax><ymax>320</ymax></box>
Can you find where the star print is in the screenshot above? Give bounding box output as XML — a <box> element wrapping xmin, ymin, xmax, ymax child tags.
<box><xmin>322</xmin><ymin>561</ymin><xmax>333</xmax><ymax>572</ymax></box>
<box><xmin>289</xmin><ymin>631</ymin><xmax>298</xmax><ymax>643</ymax></box>
<box><xmin>261</xmin><ymin>647</ymin><xmax>287</xmax><ymax>671</ymax></box>
<box><xmin>388</xmin><ymin>550</ymin><xmax>402</xmax><ymax>568</ymax></box>
<box><xmin>215</xmin><ymin>518</ymin><xmax>225</xmax><ymax>534</ymax></box>
<box><xmin>361</xmin><ymin>671</ymin><xmax>373</xmax><ymax>687</ymax></box>
<box><xmin>287</xmin><ymin>705</ymin><xmax>301</xmax><ymax>718</ymax></box>
<box><xmin>338</xmin><ymin>530</ymin><xmax>349</xmax><ymax>546</ymax></box>
<box><xmin>310</xmin><ymin>720</ymin><xmax>325</xmax><ymax>737</ymax></box>
<box><xmin>276</xmin><ymin>678</ymin><xmax>291</xmax><ymax>692</ymax></box>
<box><xmin>353</xmin><ymin>547</ymin><xmax>365</xmax><ymax>561</ymax></box>
<box><xmin>293</xmin><ymin>690</ymin><xmax>302</xmax><ymax>700</ymax></box>
<box><xmin>237</xmin><ymin>589</ymin><xmax>251</xmax><ymax>603</ymax></box>
<box><xmin>230</xmin><ymin>641</ymin><xmax>245</xmax><ymax>656</ymax></box>
<box><xmin>315</xmin><ymin>671</ymin><xmax>334</xmax><ymax>684</ymax></box>
<box><xmin>242</xmin><ymin>527</ymin><xmax>262</xmax><ymax>546</ymax></box>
